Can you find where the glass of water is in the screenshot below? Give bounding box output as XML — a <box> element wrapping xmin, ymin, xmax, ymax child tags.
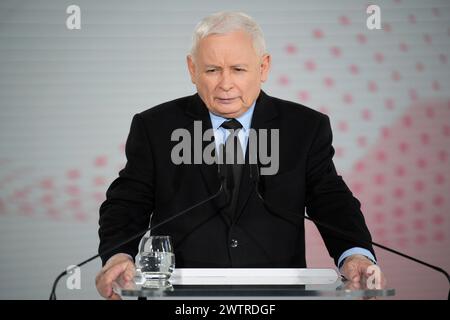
<box><xmin>136</xmin><ymin>235</ymin><xmax>175</xmax><ymax>283</ymax></box>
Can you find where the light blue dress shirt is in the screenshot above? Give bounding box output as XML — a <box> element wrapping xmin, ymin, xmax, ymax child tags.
<box><xmin>209</xmin><ymin>101</ymin><xmax>256</xmax><ymax>151</ymax></box>
<box><xmin>208</xmin><ymin>101</ymin><xmax>376</xmax><ymax>270</ymax></box>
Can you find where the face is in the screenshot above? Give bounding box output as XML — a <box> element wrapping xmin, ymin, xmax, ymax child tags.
<box><xmin>187</xmin><ymin>30</ymin><xmax>271</xmax><ymax>118</ymax></box>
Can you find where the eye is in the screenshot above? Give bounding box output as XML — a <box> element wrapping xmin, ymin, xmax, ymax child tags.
<box><xmin>234</xmin><ymin>68</ymin><xmax>246</xmax><ymax>72</ymax></box>
<box><xmin>206</xmin><ymin>69</ymin><xmax>217</xmax><ymax>73</ymax></box>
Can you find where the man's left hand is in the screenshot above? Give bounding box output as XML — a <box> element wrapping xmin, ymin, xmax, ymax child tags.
<box><xmin>340</xmin><ymin>254</ymin><xmax>386</xmax><ymax>288</ymax></box>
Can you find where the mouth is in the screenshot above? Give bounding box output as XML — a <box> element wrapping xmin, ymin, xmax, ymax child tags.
<box><xmin>215</xmin><ymin>97</ymin><xmax>238</xmax><ymax>104</ymax></box>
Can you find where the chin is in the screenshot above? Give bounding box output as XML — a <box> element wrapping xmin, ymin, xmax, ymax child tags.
<box><xmin>213</xmin><ymin>105</ymin><xmax>242</xmax><ymax>117</ymax></box>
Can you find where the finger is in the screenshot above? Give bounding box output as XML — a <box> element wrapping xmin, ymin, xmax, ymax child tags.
<box><xmin>365</xmin><ymin>267</ymin><xmax>374</xmax><ymax>277</ymax></box>
<box><xmin>97</xmin><ymin>280</ymin><xmax>113</xmax><ymax>299</ymax></box>
<box><xmin>103</xmin><ymin>261</ymin><xmax>129</xmax><ymax>284</ymax></box>
<box><xmin>347</xmin><ymin>261</ymin><xmax>373</xmax><ymax>282</ymax></box>
<box><xmin>123</xmin><ymin>261</ymin><xmax>136</xmax><ymax>282</ymax></box>
<box><xmin>360</xmin><ymin>261</ymin><xmax>375</xmax><ymax>275</ymax></box>
<box><xmin>97</xmin><ymin>262</ymin><xmax>129</xmax><ymax>298</ymax></box>
<box><xmin>350</xmin><ymin>273</ymin><xmax>360</xmax><ymax>283</ymax></box>
<box><xmin>343</xmin><ymin>263</ymin><xmax>360</xmax><ymax>282</ymax></box>
<box><xmin>97</xmin><ymin>276</ymin><xmax>115</xmax><ymax>299</ymax></box>
<box><xmin>96</xmin><ymin>271</ymin><xmax>113</xmax><ymax>298</ymax></box>
<box><xmin>368</xmin><ymin>268</ymin><xmax>387</xmax><ymax>288</ymax></box>
<box><xmin>358</xmin><ymin>266</ymin><xmax>375</xmax><ymax>283</ymax></box>
<box><xmin>108</xmin><ymin>292</ymin><xmax>122</xmax><ymax>300</ymax></box>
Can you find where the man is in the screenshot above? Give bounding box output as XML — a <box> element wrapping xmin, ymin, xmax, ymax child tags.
<box><xmin>96</xmin><ymin>11</ymin><xmax>384</xmax><ymax>300</ymax></box>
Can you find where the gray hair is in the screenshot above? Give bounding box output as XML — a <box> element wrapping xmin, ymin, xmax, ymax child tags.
<box><xmin>189</xmin><ymin>11</ymin><xmax>267</xmax><ymax>59</ymax></box>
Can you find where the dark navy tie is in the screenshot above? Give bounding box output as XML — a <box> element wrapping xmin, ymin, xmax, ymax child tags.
<box><xmin>220</xmin><ymin>119</ymin><xmax>244</xmax><ymax>220</ymax></box>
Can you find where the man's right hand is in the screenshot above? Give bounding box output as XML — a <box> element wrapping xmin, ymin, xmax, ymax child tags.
<box><xmin>95</xmin><ymin>253</ymin><xmax>136</xmax><ymax>300</ymax></box>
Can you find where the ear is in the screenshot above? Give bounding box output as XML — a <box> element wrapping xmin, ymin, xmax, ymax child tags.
<box><xmin>186</xmin><ymin>55</ymin><xmax>197</xmax><ymax>85</ymax></box>
<box><xmin>260</xmin><ymin>54</ymin><xmax>271</xmax><ymax>83</ymax></box>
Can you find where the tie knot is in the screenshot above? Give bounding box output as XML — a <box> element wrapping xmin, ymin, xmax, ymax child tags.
<box><xmin>220</xmin><ymin>119</ymin><xmax>243</xmax><ymax>131</ymax></box>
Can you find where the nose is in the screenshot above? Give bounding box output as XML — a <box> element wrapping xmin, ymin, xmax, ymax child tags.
<box><xmin>218</xmin><ymin>70</ymin><xmax>233</xmax><ymax>91</ymax></box>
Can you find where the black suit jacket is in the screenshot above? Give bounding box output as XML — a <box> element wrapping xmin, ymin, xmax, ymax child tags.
<box><xmin>98</xmin><ymin>91</ymin><xmax>375</xmax><ymax>267</ymax></box>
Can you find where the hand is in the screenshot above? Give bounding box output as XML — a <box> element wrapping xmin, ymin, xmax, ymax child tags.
<box><xmin>95</xmin><ymin>253</ymin><xmax>136</xmax><ymax>300</ymax></box>
<box><xmin>340</xmin><ymin>254</ymin><xmax>387</xmax><ymax>289</ymax></box>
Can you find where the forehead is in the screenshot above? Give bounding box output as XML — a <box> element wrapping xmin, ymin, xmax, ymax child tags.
<box><xmin>196</xmin><ymin>30</ymin><xmax>257</xmax><ymax>64</ymax></box>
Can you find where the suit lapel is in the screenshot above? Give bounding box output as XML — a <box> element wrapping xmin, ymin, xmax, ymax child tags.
<box><xmin>233</xmin><ymin>90</ymin><xmax>279</xmax><ymax>223</ymax></box>
<box><xmin>185</xmin><ymin>94</ymin><xmax>232</xmax><ymax>226</ymax></box>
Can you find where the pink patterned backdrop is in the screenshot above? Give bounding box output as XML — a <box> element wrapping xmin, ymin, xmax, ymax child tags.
<box><xmin>0</xmin><ymin>0</ymin><xmax>449</xmax><ymax>299</ymax></box>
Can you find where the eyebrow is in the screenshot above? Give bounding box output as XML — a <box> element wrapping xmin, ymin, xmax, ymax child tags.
<box><xmin>204</xmin><ymin>64</ymin><xmax>249</xmax><ymax>68</ymax></box>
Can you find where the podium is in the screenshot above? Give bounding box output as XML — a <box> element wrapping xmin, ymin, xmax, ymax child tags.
<box><xmin>114</xmin><ymin>268</ymin><xmax>395</xmax><ymax>300</ymax></box>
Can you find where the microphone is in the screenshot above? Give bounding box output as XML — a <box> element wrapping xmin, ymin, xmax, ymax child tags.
<box><xmin>250</xmin><ymin>164</ymin><xmax>450</xmax><ymax>299</ymax></box>
<box><xmin>49</xmin><ymin>163</ymin><xmax>230</xmax><ymax>300</ymax></box>
<box><xmin>219</xmin><ymin>156</ymin><xmax>233</xmax><ymax>205</ymax></box>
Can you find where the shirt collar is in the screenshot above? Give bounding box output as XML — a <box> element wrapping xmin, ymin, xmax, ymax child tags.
<box><xmin>208</xmin><ymin>101</ymin><xmax>256</xmax><ymax>131</ymax></box>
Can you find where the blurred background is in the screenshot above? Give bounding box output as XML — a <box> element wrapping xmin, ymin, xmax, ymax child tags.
<box><xmin>0</xmin><ymin>0</ymin><xmax>449</xmax><ymax>299</ymax></box>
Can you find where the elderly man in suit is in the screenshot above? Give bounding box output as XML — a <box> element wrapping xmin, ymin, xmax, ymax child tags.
<box><xmin>96</xmin><ymin>11</ymin><xmax>384</xmax><ymax>300</ymax></box>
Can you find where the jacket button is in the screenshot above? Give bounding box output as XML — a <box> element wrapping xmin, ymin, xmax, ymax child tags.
<box><xmin>230</xmin><ymin>239</ymin><xmax>238</xmax><ymax>248</ymax></box>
